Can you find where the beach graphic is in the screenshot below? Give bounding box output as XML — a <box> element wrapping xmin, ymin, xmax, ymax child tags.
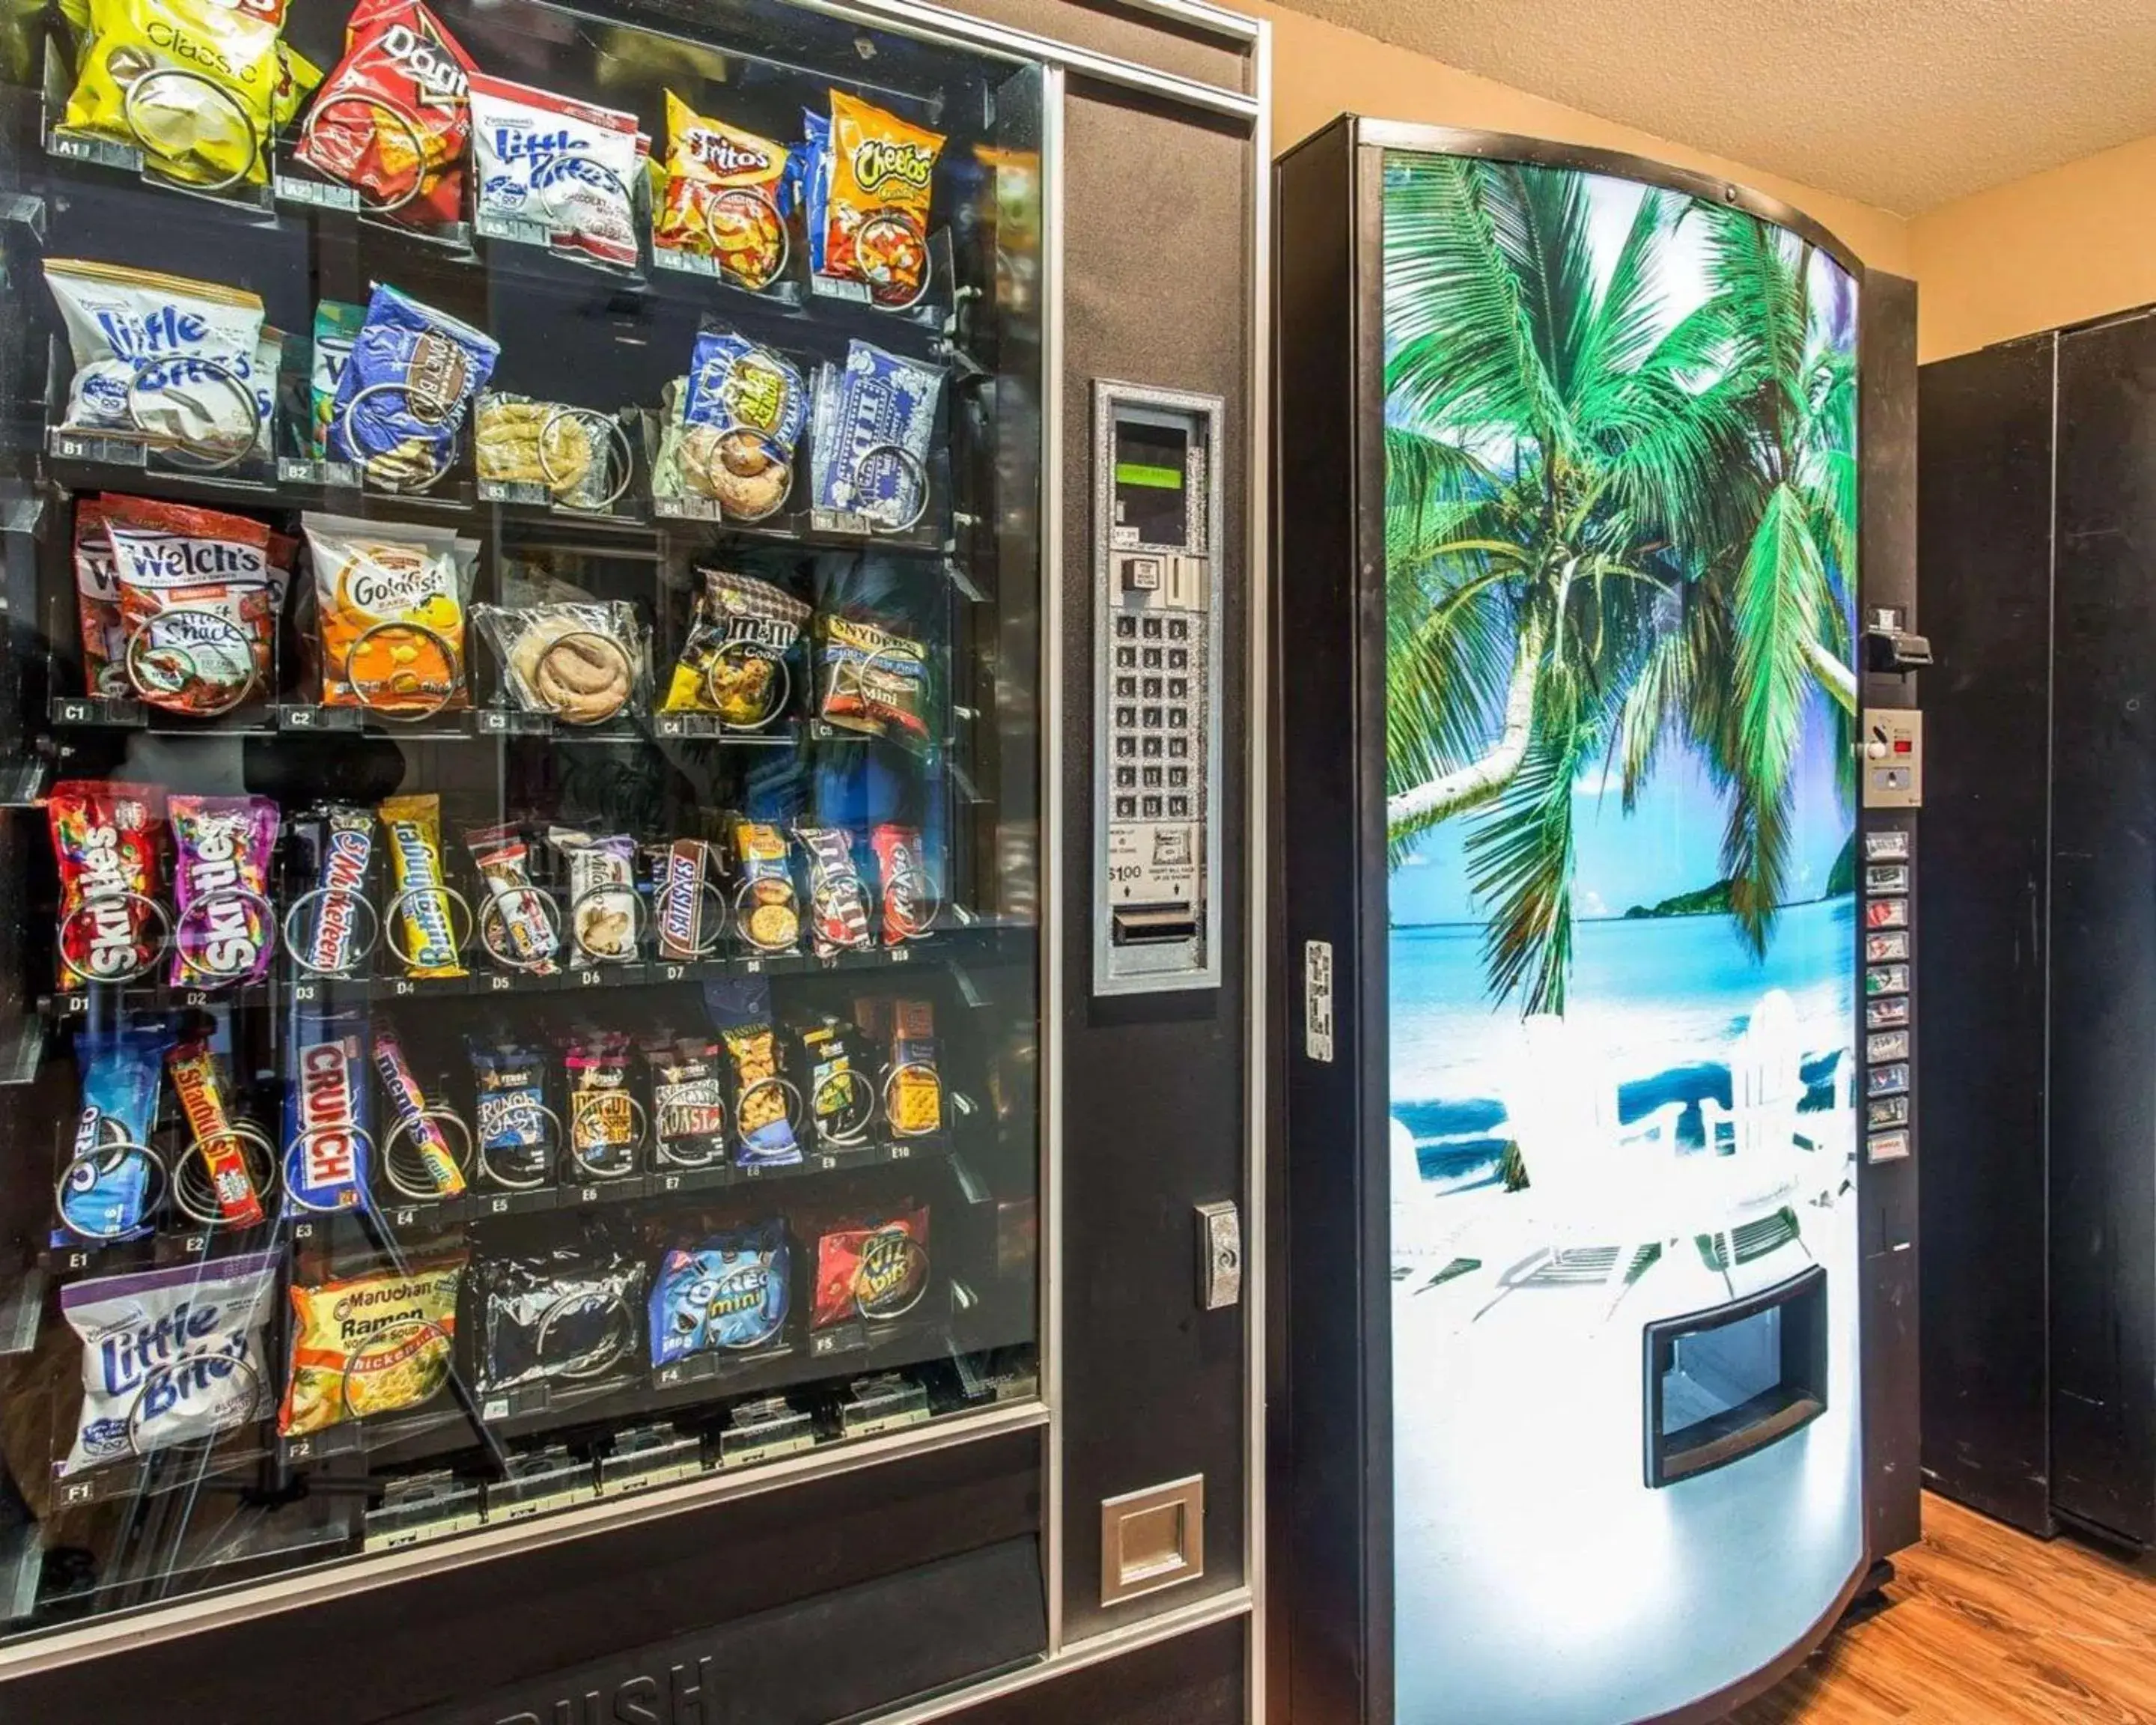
<box><xmin>1382</xmin><ymin>149</ymin><xmax>1863</xmax><ymax>1724</ymax></box>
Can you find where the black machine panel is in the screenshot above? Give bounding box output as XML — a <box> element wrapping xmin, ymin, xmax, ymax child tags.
<box><xmin>1915</xmin><ymin>334</ymin><xmax>2056</xmax><ymax>1537</ymax></box>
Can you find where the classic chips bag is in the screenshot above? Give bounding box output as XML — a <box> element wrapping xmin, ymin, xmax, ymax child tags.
<box><xmin>60</xmin><ymin>0</ymin><xmax>287</xmax><ymax>187</ymax></box>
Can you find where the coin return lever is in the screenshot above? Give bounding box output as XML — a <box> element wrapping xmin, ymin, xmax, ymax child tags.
<box><xmin>1091</xmin><ymin>383</ymin><xmax>1225</xmax><ymax>996</ymax></box>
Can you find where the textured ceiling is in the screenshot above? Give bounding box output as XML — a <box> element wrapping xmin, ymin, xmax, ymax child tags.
<box><xmin>1268</xmin><ymin>0</ymin><xmax>2156</xmax><ymax>214</ymax></box>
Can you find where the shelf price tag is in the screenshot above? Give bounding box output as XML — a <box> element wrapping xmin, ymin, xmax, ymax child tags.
<box><xmin>274</xmin><ymin>175</ymin><xmax>359</xmax><ymax>212</ymax></box>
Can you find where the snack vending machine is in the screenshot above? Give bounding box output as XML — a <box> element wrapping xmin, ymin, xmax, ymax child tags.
<box><xmin>1271</xmin><ymin>117</ymin><xmax>1918</xmax><ymax>1724</ymax></box>
<box><xmin>0</xmin><ymin>1</ymin><xmax>1267</xmax><ymax>1720</ymax></box>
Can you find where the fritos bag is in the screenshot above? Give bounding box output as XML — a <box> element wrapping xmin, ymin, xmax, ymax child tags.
<box><xmin>654</xmin><ymin>91</ymin><xmax>791</xmax><ymax>289</ymax></box>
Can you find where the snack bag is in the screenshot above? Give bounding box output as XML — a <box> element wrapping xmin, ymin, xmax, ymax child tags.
<box><xmin>289</xmin><ymin>803</ymin><xmax>375</xmax><ymax>976</ymax></box>
<box><xmin>814</xmin><ymin>613</ymin><xmax>931</xmax><ymax>746</ymax></box>
<box><xmin>374</xmin><ymin>1026</ymin><xmax>466</xmax><ymax>1197</ymax></box>
<box><xmin>466</xmin><ymin>823</ymin><xmax>560</xmax><ymax>973</ymax></box>
<box><xmin>655</xmin><ymin>92</ymin><xmax>791</xmax><ymax>290</ymax></box>
<box><xmin>646</xmin><ymin>1036</ymin><xmax>727</xmax><ymax>1168</ymax></box>
<box><xmin>651</xmin><ymin>1221</ymin><xmax>788</xmax><ymax>1363</ymax></box>
<box><xmin>45</xmin><ymin>261</ymin><xmax>266</xmax><ymax>454</ymax></box>
<box><xmin>474</xmin><ymin>393</ymin><xmax>624</xmax><ymax>511</ymax></box>
<box><xmin>168</xmin><ymin>1038</ymin><xmax>264</xmax><ymax>1226</ymax></box>
<box><xmin>293</xmin><ymin>0</ymin><xmax>475</xmax><ymax>227</ymax></box>
<box><xmin>59</xmin><ymin>0</ymin><xmax>286</xmax><ymax>188</ymax></box>
<box><xmin>308</xmin><ymin>301</ymin><xmax>366</xmax><ymax>459</ymax></box>
<box><xmin>327</xmin><ymin>285</ymin><xmax>498</xmax><ymax>490</ymax></box>
<box><xmin>59</xmin><ymin>1250</ymin><xmax>281</xmax><ymax>1477</ymax></box>
<box><xmin>302</xmin><ymin>512</ymin><xmax>474</xmax><ymax>714</ymax></box>
<box><xmin>73</xmin><ymin>501</ymin><xmax>124</xmax><ymax>697</ymax></box>
<box><xmin>658</xmin><ymin>331</ymin><xmax>806</xmax><ymax>520</ymax></box>
<box><xmin>473</xmin><ymin>575</ymin><xmax>643</xmax><ymax>725</ymax></box>
<box><xmin>728</xmin><ymin>819</ymin><xmax>800</xmax><ymax>955</ymax></box>
<box><xmin>168</xmin><ymin>794</ymin><xmax>278</xmax><ymax>987</ymax></box>
<box><xmin>881</xmin><ymin>997</ymin><xmax>944</xmax><ymax>1137</ymax></box>
<box><xmin>477</xmin><ymin>1247</ymin><xmax>643</xmax><ymax>1392</ymax></box>
<box><xmin>471</xmin><ymin>1037</ymin><xmax>556</xmax><ymax>1190</ymax></box>
<box><xmin>468</xmin><ymin>73</ymin><xmax>642</xmax><ymax>270</ymax></box>
<box><xmin>817</xmin><ymin>92</ymin><xmax>943</xmax><ymax>307</ymax></box>
<box><xmin>279</xmin><ymin>1256</ymin><xmax>464</xmax><ymax>1435</ymax></box>
<box><xmin>809</xmin><ymin>341</ymin><xmax>943</xmax><ymax>530</ymax></box>
<box><xmin>103</xmin><ymin>496</ymin><xmax>277</xmax><ymax>715</ymax></box>
<box><xmin>810</xmin><ymin>1206</ymin><xmax>930</xmax><ymax>1327</ymax></box>
<box><xmin>797</xmin><ymin>827</ymin><xmax>871</xmax><ymax>957</ymax></box>
<box><xmin>709</xmin><ymin>974</ymin><xmax>799</xmax><ymax>1167</ymax></box>
<box><xmin>61</xmin><ymin>1019</ymin><xmax>174</xmax><ymax>1238</ymax></box>
<box><xmin>871</xmin><ymin>824</ymin><xmax>934</xmax><ymax>943</ymax></box>
<box><xmin>660</xmin><ymin>568</ymin><xmax>808</xmax><ymax>722</ymax></box>
<box><xmin>797</xmin><ymin>1014</ymin><xmax>872</xmax><ymax>1146</ymax></box>
<box><xmin>281</xmin><ymin>1006</ymin><xmax>371</xmax><ymax>1214</ymax></box>
<box><xmin>380</xmin><ymin>793</ymin><xmax>465</xmax><ymax>977</ymax></box>
<box><xmin>564</xmin><ymin>1030</ymin><xmax>639</xmax><ymax>1178</ymax></box>
<box><xmin>49</xmin><ymin>779</ymin><xmax>165</xmax><ymax>988</ymax></box>
<box><xmin>548</xmin><ymin>828</ymin><xmax>639</xmax><ymax>966</ymax></box>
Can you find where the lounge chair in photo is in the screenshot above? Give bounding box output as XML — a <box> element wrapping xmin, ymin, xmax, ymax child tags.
<box><xmin>1694</xmin><ymin>989</ymin><xmax>1826</xmax><ymax>1279</ymax></box>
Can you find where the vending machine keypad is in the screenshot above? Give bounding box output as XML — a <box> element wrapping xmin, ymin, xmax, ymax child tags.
<box><xmin>1092</xmin><ymin>383</ymin><xmax>1227</xmax><ymax>995</ymax></box>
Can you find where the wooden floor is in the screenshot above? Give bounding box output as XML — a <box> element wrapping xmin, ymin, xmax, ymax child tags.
<box><xmin>1729</xmin><ymin>1493</ymin><xmax>2156</xmax><ymax>1722</ymax></box>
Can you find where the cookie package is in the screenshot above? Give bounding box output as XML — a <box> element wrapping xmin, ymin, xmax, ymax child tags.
<box><xmin>475</xmin><ymin>576</ymin><xmax>644</xmax><ymax>726</ymax></box>
<box><xmin>660</xmin><ymin>568</ymin><xmax>808</xmax><ymax>725</ymax></box>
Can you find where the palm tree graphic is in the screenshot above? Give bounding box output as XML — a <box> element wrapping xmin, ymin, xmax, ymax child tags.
<box><xmin>1383</xmin><ymin>153</ymin><xmax>1857</xmax><ymax>1013</ymax></box>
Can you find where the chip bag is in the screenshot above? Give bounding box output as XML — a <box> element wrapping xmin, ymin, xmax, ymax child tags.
<box><xmin>279</xmin><ymin>1256</ymin><xmax>464</xmax><ymax>1435</ymax></box>
<box><xmin>59</xmin><ymin>0</ymin><xmax>286</xmax><ymax>188</ymax></box>
<box><xmin>655</xmin><ymin>91</ymin><xmax>791</xmax><ymax>290</ymax></box>
<box><xmin>104</xmin><ymin>496</ymin><xmax>278</xmax><ymax>716</ymax></box>
<box><xmin>302</xmin><ymin>511</ymin><xmax>474</xmax><ymax>714</ymax></box>
<box><xmin>45</xmin><ymin>261</ymin><xmax>266</xmax><ymax>456</ymax></box>
<box><xmin>814</xmin><ymin>91</ymin><xmax>943</xmax><ymax>307</ymax></box>
<box><xmin>293</xmin><ymin>0</ymin><xmax>475</xmax><ymax>227</ymax></box>
<box><xmin>810</xmin><ymin>1206</ymin><xmax>930</xmax><ymax>1327</ymax></box>
<box><xmin>468</xmin><ymin>73</ymin><xmax>642</xmax><ymax>270</ymax></box>
<box><xmin>327</xmin><ymin>284</ymin><xmax>498</xmax><ymax>492</ymax></box>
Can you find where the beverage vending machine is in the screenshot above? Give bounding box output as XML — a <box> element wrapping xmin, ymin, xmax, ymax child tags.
<box><xmin>1270</xmin><ymin>116</ymin><xmax>1919</xmax><ymax>1725</ymax></box>
<box><xmin>0</xmin><ymin>1</ymin><xmax>1268</xmax><ymax>1720</ymax></box>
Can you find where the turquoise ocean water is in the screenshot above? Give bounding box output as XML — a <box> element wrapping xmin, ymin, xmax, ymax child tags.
<box><xmin>1389</xmin><ymin>895</ymin><xmax>1857</xmax><ymax>1194</ymax></box>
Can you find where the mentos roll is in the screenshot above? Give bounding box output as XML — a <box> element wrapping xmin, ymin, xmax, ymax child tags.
<box><xmin>282</xmin><ymin>1007</ymin><xmax>371</xmax><ymax>1214</ymax></box>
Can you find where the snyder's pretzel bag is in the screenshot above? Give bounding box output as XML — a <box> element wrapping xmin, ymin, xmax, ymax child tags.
<box><xmin>302</xmin><ymin>512</ymin><xmax>474</xmax><ymax>714</ymax></box>
<box><xmin>58</xmin><ymin>0</ymin><xmax>291</xmax><ymax>187</ymax></box>
<box><xmin>59</xmin><ymin>1250</ymin><xmax>280</xmax><ymax>1477</ymax></box>
<box><xmin>294</xmin><ymin>0</ymin><xmax>474</xmax><ymax>225</ymax></box>
<box><xmin>814</xmin><ymin>613</ymin><xmax>931</xmax><ymax>747</ymax></box>
<box><xmin>806</xmin><ymin>92</ymin><xmax>943</xmax><ymax>307</ymax></box>
<box><xmin>279</xmin><ymin>1256</ymin><xmax>464</xmax><ymax>1435</ymax></box>
<box><xmin>468</xmin><ymin>73</ymin><xmax>642</xmax><ymax>270</ymax></box>
<box><xmin>327</xmin><ymin>285</ymin><xmax>498</xmax><ymax>490</ymax></box>
<box><xmin>46</xmin><ymin>261</ymin><xmax>267</xmax><ymax>452</ymax></box>
<box><xmin>49</xmin><ymin>779</ymin><xmax>164</xmax><ymax>988</ymax></box>
<box><xmin>654</xmin><ymin>93</ymin><xmax>791</xmax><ymax>289</ymax></box>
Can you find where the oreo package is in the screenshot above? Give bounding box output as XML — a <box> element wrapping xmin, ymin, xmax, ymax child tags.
<box><xmin>61</xmin><ymin>1019</ymin><xmax>176</xmax><ymax>1240</ymax></box>
<box><xmin>476</xmin><ymin>1244</ymin><xmax>644</xmax><ymax>1393</ymax></box>
<box><xmin>651</xmin><ymin>1221</ymin><xmax>789</xmax><ymax>1363</ymax></box>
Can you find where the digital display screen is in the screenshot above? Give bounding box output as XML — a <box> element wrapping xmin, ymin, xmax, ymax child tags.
<box><xmin>1114</xmin><ymin>419</ymin><xmax>1189</xmax><ymax>547</ymax></box>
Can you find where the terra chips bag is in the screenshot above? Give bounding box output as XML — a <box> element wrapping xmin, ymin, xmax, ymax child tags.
<box><xmin>816</xmin><ymin>91</ymin><xmax>942</xmax><ymax>308</ymax></box>
<box><xmin>655</xmin><ymin>92</ymin><xmax>791</xmax><ymax>290</ymax></box>
<box><xmin>294</xmin><ymin>0</ymin><xmax>475</xmax><ymax>227</ymax></box>
<box><xmin>468</xmin><ymin>73</ymin><xmax>642</xmax><ymax>270</ymax></box>
<box><xmin>105</xmin><ymin>496</ymin><xmax>277</xmax><ymax>716</ymax></box>
<box><xmin>279</xmin><ymin>1256</ymin><xmax>464</xmax><ymax>1436</ymax></box>
<box><xmin>60</xmin><ymin>1250</ymin><xmax>281</xmax><ymax>1476</ymax></box>
<box><xmin>60</xmin><ymin>0</ymin><xmax>287</xmax><ymax>188</ymax></box>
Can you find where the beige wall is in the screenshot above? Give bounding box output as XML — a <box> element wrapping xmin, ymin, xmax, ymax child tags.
<box><xmin>1250</xmin><ymin>0</ymin><xmax>1915</xmax><ymax>278</ymax></box>
<box><xmin>1911</xmin><ymin>133</ymin><xmax>2156</xmax><ymax>362</ymax></box>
